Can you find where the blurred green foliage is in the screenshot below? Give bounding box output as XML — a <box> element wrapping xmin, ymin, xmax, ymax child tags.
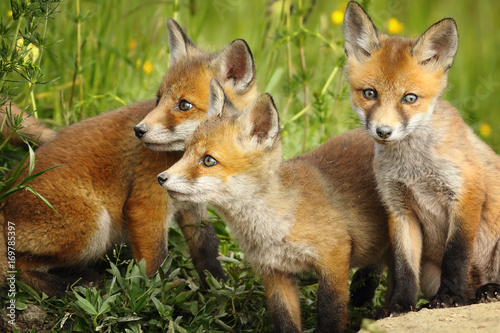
<box><xmin>0</xmin><ymin>0</ymin><xmax>498</xmax><ymax>331</ymax></box>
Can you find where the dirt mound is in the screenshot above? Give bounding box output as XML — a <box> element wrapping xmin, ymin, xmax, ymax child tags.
<box><xmin>360</xmin><ymin>302</ymin><xmax>500</xmax><ymax>333</ymax></box>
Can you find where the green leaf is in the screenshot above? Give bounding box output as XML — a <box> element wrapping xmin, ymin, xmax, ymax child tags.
<box><xmin>27</xmin><ymin>143</ymin><xmax>35</xmax><ymax>175</ymax></box>
<box><xmin>24</xmin><ymin>186</ymin><xmax>58</xmax><ymax>214</ymax></box>
<box><xmin>16</xmin><ymin>280</ymin><xmax>42</xmax><ymax>302</ymax></box>
<box><xmin>73</xmin><ymin>292</ymin><xmax>98</xmax><ymax>316</ymax></box>
<box><xmin>189</xmin><ymin>301</ymin><xmax>198</xmax><ymax>316</ymax></box>
<box><xmin>97</xmin><ymin>293</ymin><xmax>118</xmax><ymax>316</ymax></box>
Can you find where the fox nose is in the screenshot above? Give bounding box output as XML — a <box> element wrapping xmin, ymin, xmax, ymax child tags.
<box><xmin>157</xmin><ymin>173</ymin><xmax>168</xmax><ymax>186</ymax></box>
<box><xmin>134</xmin><ymin>124</ymin><xmax>148</xmax><ymax>139</ymax></box>
<box><xmin>376</xmin><ymin>125</ymin><xmax>393</xmax><ymax>139</ymax></box>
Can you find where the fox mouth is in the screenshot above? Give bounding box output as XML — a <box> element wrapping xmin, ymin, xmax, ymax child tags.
<box><xmin>166</xmin><ymin>190</ymin><xmax>189</xmax><ymax>201</ymax></box>
<box><xmin>374</xmin><ymin>138</ymin><xmax>393</xmax><ymax>145</ymax></box>
<box><xmin>143</xmin><ymin>140</ymin><xmax>185</xmax><ymax>152</ymax></box>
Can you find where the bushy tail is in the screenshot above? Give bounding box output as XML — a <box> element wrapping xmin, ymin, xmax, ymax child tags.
<box><xmin>1</xmin><ymin>101</ymin><xmax>56</xmax><ymax>148</ymax></box>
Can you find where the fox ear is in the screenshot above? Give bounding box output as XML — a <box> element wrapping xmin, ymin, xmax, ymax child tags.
<box><xmin>207</xmin><ymin>79</ymin><xmax>237</xmax><ymax>119</ymax></box>
<box><xmin>412</xmin><ymin>18</ymin><xmax>458</xmax><ymax>71</ymax></box>
<box><xmin>167</xmin><ymin>18</ymin><xmax>202</xmax><ymax>66</ymax></box>
<box><xmin>207</xmin><ymin>79</ymin><xmax>226</xmax><ymax>119</ymax></box>
<box><xmin>343</xmin><ymin>1</ymin><xmax>380</xmax><ymax>61</ymax></box>
<box><xmin>211</xmin><ymin>39</ymin><xmax>256</xmax><ymax>95</ymax></box>
<box><xmin>241</xmin><ymin>93</ymin><xmax>280</xmax><ymax>146</ymax></box>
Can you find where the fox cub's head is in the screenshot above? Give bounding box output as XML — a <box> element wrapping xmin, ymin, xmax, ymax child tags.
<box><xmin>157</xmin><ymin>79</ymin><xmax>281</xmax><ymax>205</ymax></box>
<box><xmin>134</xmin><ymin>19</ymin><xmax>257</xmax><ymax>152</ymax></box>
<box><xmin>343</xmin><ymin>1</ymin><xmax>458</xmax><ymax>144</ymax></box>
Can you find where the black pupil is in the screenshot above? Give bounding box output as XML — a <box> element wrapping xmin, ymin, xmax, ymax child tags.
<box><xmin>156</xmin><ymin>96</ymin><xmax>160</xmax><ymax>106</ymax></box>
<box><xmin>204</xmin><ymin>156</ymin><xmax>216</xmax><ymax>166</ymax></box>
<box><xmin>180</xmin><ymin>100</ymin><xmax>191</xmax><ymax>110</ymax></box>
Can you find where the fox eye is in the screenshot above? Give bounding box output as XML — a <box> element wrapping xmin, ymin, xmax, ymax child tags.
<box><xmin>402</xmin><ymin>94</ymin><xmax>418</xmax><ymax>104</ymax></box>
<box><xmin>179</xmin><ymin>99</ymin><xmax>193</xmax><ymax>111</ymax></box>
<box><xmin>202</xmin><ymin>155</ymin><xmax>218</xmax><ymax>167</ymax></box>
<box><xmin>155</xmin><ymin>96</ymin><xmax>160</xmax><ymax>107</ymax></box>
<box><xmin>362</xmin><ymin>89</ymin><xmax>377</xmax><ymax>100</ymax></box>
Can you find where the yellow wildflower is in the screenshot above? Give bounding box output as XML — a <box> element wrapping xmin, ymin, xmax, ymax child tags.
<box><xmin>387</xmin><ymin>18</ymin><xmax>404</xmax><ymax>34</ymax></box>
<box><xmin>135</xmin><ymin>59</ymin><xmax>142</xmax><ymax>71</ymax></box>
<box><xmin>7</xmin><ymin>11</ymin><xmax>13</xmax><ymax>18</ymax></box>
<box><xmin>479</xmin><ymin>123</ymin><xmax>492</xmax><ymax>138</ymax></box>
<box><xmin>16</xmin><ymin>37</ymin><xmax>24</xmax><ymax>50</ymax></box>
<box><xmin>331</xmin><ymin>10</ymin><xmax>344</xmax><ymax>25</ymax></box>
<box><xmin>143</xmin><ymin>60</ymin><xmax>153</xmax><ymax>75</ymax></box>
<box><xmin>127</xmin><ymin>39</ymin><xmax>137</xmax><ymax>51</ymax></box>
<box><xmin>27</xmin><ymin>43</ymin><xmax>39</xmax><ymax>62</ymax></box>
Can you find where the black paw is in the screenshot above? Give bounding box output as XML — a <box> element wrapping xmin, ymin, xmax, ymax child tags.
<box><xmin>475</xmin><ymin>283</ymin><xmax>500</xmax><ymax>303</ymax></box>
<box><xmin>375</xmin><ymin>302</ymin><xmax>414</xmax><ymax>319</ymax></box>
<box><xmin>428</xmin><ymin>293</ymin><xmax>464</xmax><ymax>308</ymax></box>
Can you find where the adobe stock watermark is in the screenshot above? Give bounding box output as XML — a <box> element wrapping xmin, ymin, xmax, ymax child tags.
<box><xmin>366</xmin><ymin>0</ymin><xmax>409</xmax><ymax>27</ymax></box>
<box><xmin>454</xmin><ymin>74</ymin><xmax>500</xmax><ymax>114</ymax></box>
<box><xmin>213</xmin><ymin>0</ymin><xmax>243</xmax><ymax>20</ymax></box>
<box><xmin>6</xmin><ymin>221</ymin><xmax>17</xmax><ymax>326</ymax></box>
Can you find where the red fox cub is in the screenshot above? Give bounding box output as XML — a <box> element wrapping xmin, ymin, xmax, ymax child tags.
<box><xmin>0</xmin><ymin>19</ymin><xmax>257</xmax><ymax>297</ymax></box>
<box><xmin>157</xmin><ymin>79</ymin><xmax>390</xmax><ymax>333</ymax></box>
<box><xmin>343</xmin><ymin>1</ymin><xmax>500</xmax><ymax>314</ymax></box>
<box><xmin>0</xmin><ymin>101</ymin><xmax>56</xmax><ymax>147</ymax></box>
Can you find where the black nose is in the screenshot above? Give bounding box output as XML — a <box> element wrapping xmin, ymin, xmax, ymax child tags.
<box><xmin>376</xmin><ymin>125</ymin><xmax>393</xmax><ymax>139</ymax></box>
<box><xmin>157</xmin><ymin>173</ymin><xmax>168</xmax><ymax>186</ymax></box>
<box><xmin>134</xmin><ymin>124</ymin><xmax>148</xmax><ymax>139</ymax></box>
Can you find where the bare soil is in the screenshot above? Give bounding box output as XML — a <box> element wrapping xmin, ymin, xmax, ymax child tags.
<box><xmin>359</xmin><ymin>302</ymin><xmax>500</xmax><ymax>333</ymax></box>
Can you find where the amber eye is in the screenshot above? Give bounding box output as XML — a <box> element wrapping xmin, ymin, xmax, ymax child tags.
<box><xmin>155</xmin><ymin>96</ymin><xmax>160</xmax><ymax>107</ymax></box>
<box><xmin>202</xmin><ymin>155</ymin><xmax>217</xmax><ymax>167</ymax></box>
<box><xmin>179</xmin><ymin>99</ymin><xmax>193</xmax><ymax>111</ymax></box>
<box><xmin>402</xmin><ymin>94</ymin><xmax>418</xmax><ymax>104</ymax></box>
<box><xmin>362</xmin><ymin>89</ymin><xmax>377</xmax><ymax>100</ymax></box>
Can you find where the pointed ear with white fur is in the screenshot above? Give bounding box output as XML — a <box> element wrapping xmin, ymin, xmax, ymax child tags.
<box><xmin>207</xmin><ymin>79</ymin><xmax>226</xmax><ymax>119</ymax></box>
<box><xmin>412</xmin><ymin>18</ymin><xmax>458</xmax><ymax>71</ymax></box>
<box><xmin>343</xmin><ymin>1</ymin><xmax>381</xmax><ymax>62</ymax></box>
<box><xmin>240</xmin><ymin>94</ymin><xmax>280</xmax><ymax>147</ymax></box>
<box><xmin>207</xmin><ymin>79</ymin><xmax>237</xmax><ymax>119</ymax></box>
<box><xmin>167</xmin><ymin>18</ymin><xmax>203</xmax><ymax>66</ymax></box>
<box><xmin>211</xmin><ymin>39</ymin><xmax>256</xmax><ymax>95</ymax></box>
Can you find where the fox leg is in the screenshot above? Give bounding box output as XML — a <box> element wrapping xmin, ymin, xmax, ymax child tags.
<box><xmin>429</xmin><ymin>191</ymin><xmax>483</xmax><ymax>308</ymax></box>
<box><xmin>475</xmin><ymin>238</ymin><xmax>500</xmax><ymax>302</ymax></box>
<box><xmin>261</xmin><ymin>270</ymin><xmax>301</xmax><ymax>333</ymax></box>
<box><xmin>124</xmin><ymin>182</ymin><xmax>170</xmax><ymax>276</ymax></box>
<box><xmin>387</xmin><ymin>211</ymin><xmax>423</xmax><ymax>315</ymax></box>
<box><xmin>476</xmin><ymin>283</ymin><xmax>500</xmax><ymax>302</ymax></box>
<box><xmin>174</xmin><ymin>203</ymin><xmax>227</xmax><ymax>284</ymax></box>
<box><xmin>2</xmin><ymin>196</ymin><xmax>106</xmax><ymax>297</ymax></box>
<box><xmin>349</xmin><ymin>262</ymin><xmax>384</xmax><ymax>307</ymax></box>
<box><xmin>14</xmin><ymin>259</ymin><xmax>100</xmax><ymax>297</ymax></box>
<box><xmin>316</xmin><ymin>251</ymin><xmax>350</xmax><ymax>333</ymax></box>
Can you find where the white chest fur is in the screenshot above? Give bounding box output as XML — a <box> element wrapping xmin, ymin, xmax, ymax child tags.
<box><xmin>374</xmin><ymin>133</ymin><xmax>463</xmax><ymax>253</ymax></box>
<box><xmin>216</xmin><ymin>198</ymin><xmax>318</xmax><ymax>274</ymax></box>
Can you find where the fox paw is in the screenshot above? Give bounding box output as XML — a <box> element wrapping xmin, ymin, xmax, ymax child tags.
<box><xmin>428</xmin><ymin>293</ymin><xmax>464</xmax><ymax>308</ymax></box>
<box><xmin>475</xmin><ymin>283</ymin><xmax>500</xmax><ymax>303</ymax></box>
<box><xmin>375</xmin><ymin>302</ymin><xmax>414</xmax><ymax>319</ymax></box>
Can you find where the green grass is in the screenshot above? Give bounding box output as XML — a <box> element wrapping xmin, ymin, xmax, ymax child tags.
<box><xmin>1</xmin><ymin>0</ymin><xmax>499</xmax><ymax>332</ymax></box>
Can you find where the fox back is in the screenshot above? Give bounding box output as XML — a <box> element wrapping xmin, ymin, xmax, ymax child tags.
<box><xmin>343</xmin><ymin>1</ymin><xmax>500</xmax><ymax>314</ymax></box>
<box><xmin>0</xmin><ymin>100</ymin><xmax>56</xmax><ymax>147</ymax></box>
<box><xmin>0</xmin><ymin>19</ymin><xmax>257</xmax><ymax>297</ymax></box>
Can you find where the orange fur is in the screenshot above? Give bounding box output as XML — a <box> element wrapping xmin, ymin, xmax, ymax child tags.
<box><xmin>0</xmin><ymin>100</ymin><xmax>56</xmax><ymax>147</ymax></box>
<box><xmin>159</xmin><ymin>81</ymin><xmax>390</xmax><ymax>332</ymax></box>
<box><xmin>343</xmin><ymin>1</ymin><xmax>500</xmax><ymax>313</ymax></box>
<box><xmin>0</xmin><ymin>19</ymin><xmax>257</xmax><ymax>296</ymax></box>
